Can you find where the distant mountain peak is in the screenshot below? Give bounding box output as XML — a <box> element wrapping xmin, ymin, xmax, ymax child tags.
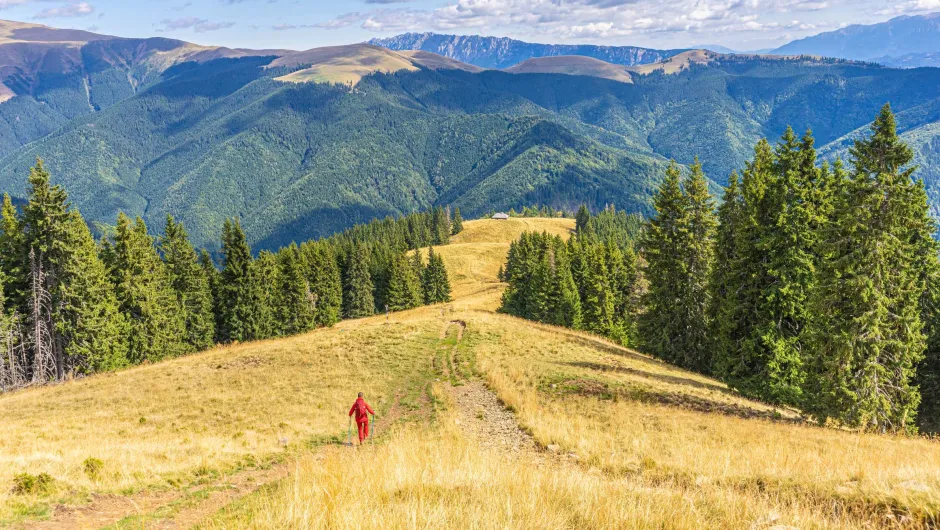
<box><xmin>771</xmin><ymin>12</ymin><xmax>940</xmax><ymax>66</ymax></box>
<box><xmin>370</xmin><ymin>32</ymin><xmax>686</xmax><ymax>69</ymax></box>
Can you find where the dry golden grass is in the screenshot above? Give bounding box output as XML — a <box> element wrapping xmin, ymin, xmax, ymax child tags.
<box><xmin>0</xmin><ymin>307</ymin><xmax>447</xmax><ymax>525</ymax></box>
<box><xmin>271</xmin><ymin>44</ymin><xmax>419</xmax><ymax>85</ymax></box>
<box><xmin>2</xmin><ymin>216</ymin><xmax>938</xmax><ymax>528</ymax></box>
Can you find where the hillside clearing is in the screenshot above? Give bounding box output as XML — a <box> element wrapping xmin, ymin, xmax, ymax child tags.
<box><xmin>1</xmin><ymin>218</ymin><xmax>938</xmax><ymax>528</ymax></box>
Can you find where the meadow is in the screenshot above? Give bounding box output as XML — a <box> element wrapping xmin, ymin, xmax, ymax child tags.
<box><xmin>1</xmin><ymin>217</ymin><xmax>937</xmax><ymax>529</ymax></box>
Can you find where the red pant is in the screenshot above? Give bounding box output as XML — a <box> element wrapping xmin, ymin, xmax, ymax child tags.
<box><xmin>357</xmin><ymin>420</ymin><xmax>369</xmax><ymax>442</ymax></box>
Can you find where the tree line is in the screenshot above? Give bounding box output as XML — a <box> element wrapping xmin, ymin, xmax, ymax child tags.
<box><xmin>0</xmin><ymin>164</ymin><xmax>454</xmax><ymax>391</ymax></box>
<box><xmin>500</xmin><ymin>104</ymin><xmax>940</xmax><ymax>434</ymax></box>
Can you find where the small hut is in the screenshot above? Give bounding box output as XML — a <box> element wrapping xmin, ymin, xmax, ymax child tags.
<box><xmin>492</xmin><ymin>212</ymin><xmax>510</xmax><ymax>220</ymax></box>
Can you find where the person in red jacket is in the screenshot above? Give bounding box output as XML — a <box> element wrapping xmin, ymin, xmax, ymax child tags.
<box><xmin>349</xmin><ymin>392</ymin><xmax>375</xmax><ymax>445</ymax></box>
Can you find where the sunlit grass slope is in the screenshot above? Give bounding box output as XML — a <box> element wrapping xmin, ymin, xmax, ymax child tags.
<box><xmin>2</xmin><ymin>217</ymin><xmax>939</xmax><ymax>529</ymax></box>
<box><xmin>0</xmin><ymin>305</ymin><xmax>446</xmax><ymax>525</ymax></box>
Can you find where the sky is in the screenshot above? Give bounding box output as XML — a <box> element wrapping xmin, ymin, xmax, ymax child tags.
<box><xmin>0</xmin><ymin>0</ymin><xmax>937</xmax><ymax>51</ymax></box>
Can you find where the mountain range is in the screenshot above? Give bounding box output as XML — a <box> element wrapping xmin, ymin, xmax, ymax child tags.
<box><xmin>0</xmin><ymin>19</ymin><xmax>938</xmax><ymax>251</ymax></box>
<box><xmin>770</xmin><ymin>13</ymin><xmax>940</xmax><ymax>67</ymax></box>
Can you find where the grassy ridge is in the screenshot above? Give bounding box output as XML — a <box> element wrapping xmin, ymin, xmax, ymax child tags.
<box><xmin>1</xmin><ymin>218</ymin><xmax>938</xmax><ymax>528</ymax></box>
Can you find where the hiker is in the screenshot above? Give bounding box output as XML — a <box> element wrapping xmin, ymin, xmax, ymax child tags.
<box><xmin>348</xmin><ymin>392</ymin><xmax>375</xmax><ymax>445</ymax></box>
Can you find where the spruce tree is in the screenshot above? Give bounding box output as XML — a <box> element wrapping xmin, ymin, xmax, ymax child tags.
<box><xmin>252</xmin><ymin>250</ymin><xmax>280</xmax><ymax>339</ymax></box>
<box><xmin>432</xmin><ymin>207</ymin><xmax>451</xmax><ymax>245</ymax></box>
<box><xmin>0</xmin><ymin>194</ymin><xmax>24</xmax><ymax>309</ymax></box>
<box><xmin>806</xmin><ymin>105</ymin><xmax>930</xmax><ymax>433</ymax></box>
<box><xmin>639</xmin><ymin>162</ymin><xmax>689</xmax><ymax>364</ymax></box>
<box><xmin>21</xmin><ymin>158</ymin><xmax>71</xmax><ymax>378</ymax></box>
<box><xmin>677</xmin><ymin>159</ymin><xmax>717</xmax><ymax>372</ymax></box>
<box><xmin>451</xmin><ymin>207</ymin><xmax>464</xmax><ymax>235</ymax></box>
<box><xmin>301</xmin><ymin>242</ymin><xmax>342</xmax><ymax>327</ymax></box>
<box><xmin>56</xmin><ymin>211</ymin><xmax>129</xmax><ymax>373</ymax></box>
<box><xmin>579</xmin><ymin>242</ymin><xmax>614</xmax><ymax>335</ymax></box>
<box><xmin>218</xmin><ymin>218</ymin><xmax>258</xmax><ymax>342</ymax></box>
<box><xmin>422</xmin><ymin>247</ymin><xmax>452</xmax><ymax>304</ymax></box>
<box><xmin>112</xmin><ymin>214</ymin><xmax>187</xmax><ymax>363</ymax></box>
<box><xmin>161</xmin><ymin>215</ymin><xmax>215</xmax><ymax>352</ymax></box>
<box><xmin>575</xmin><ymin>204</ymin><xmax>593</xmax><ymax>236</ymax></box>
<box><xmin>386</xmin><ymin>252</ymin><xmax>422</xmax><ymax>311</ymax></box>
<box><xmin>343</xmin><ymin>243</ymin><xmax>374</xmax><ymax>318</ymax></box>
<box><xmin>548</xmin><ymin>238</ymin><xmax>582</xmax><ymax>329</ymax></box>
<box><xmin>276</xmin><ymin>244</ymin><xmax>317</xmax><ymax>336</ymax></box>
<box><xmin>710</xmin><ymin>172</ymin><xmax>746</xmax><ymax>373</ymax></box>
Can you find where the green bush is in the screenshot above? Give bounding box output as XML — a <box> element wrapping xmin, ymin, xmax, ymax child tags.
<box><xmin>83</xmin><ymin>458</ymin><xmax>104</xmax><ymax>480</ymax></box>
<box><xmin>11</xmin><ymin>473</ymin><xmax>54</xmax><ymax>495</ymax></box>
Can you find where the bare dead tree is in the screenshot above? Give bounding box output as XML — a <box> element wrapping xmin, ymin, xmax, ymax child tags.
<box><xmin>28</xmin><ymin>248</ymin><xmax>56</xmax><ymax>384</ymax></box>
<box><xmin>0</xmin><ymin>311</ymin><xmax>27</xmax><ymax>392</ymax></box>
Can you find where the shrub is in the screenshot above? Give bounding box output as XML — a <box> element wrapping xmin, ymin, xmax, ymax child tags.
<box><xmin>83</xmin><ymin>458</ymin><xmax>104</xmax><ymax>480</ymax></box>
<box><xmin>12</xmin><ymin>473</ymin><xmax>54</xmax><ymax>495</ymax></box>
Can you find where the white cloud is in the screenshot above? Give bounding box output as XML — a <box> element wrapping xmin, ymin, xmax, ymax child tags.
<box><xmin>33</xmin><ymin>1</ymin><xmax>94</xmax><ymax>19</ymax></box>
<box><xmin>159</xmin><ymin>16</ymin><xmax>235</xmax><ymax>33</ymax></box>
<box><xmin>316</xmin><ymin>0</ymin><xmax>939</xmax><ymax>48</ymax></box>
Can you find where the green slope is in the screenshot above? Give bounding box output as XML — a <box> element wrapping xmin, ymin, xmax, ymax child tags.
<box><xmin>0</xmin><ymin>46</ymin><xmax>939</xmax><ymax>251</ymax></box>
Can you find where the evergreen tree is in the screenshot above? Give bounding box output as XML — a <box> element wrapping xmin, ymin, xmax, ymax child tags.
<box><xmin>432</xmin><ymin>207</ymin><xmax>451</xmax><ymax>245</ymax></box>
<box><xmin>218</xmin><ymin>218</ymin><xmax>257</xmax><ymax>342</ymax></box>
<box><xmin>198</xmin><ymin>250</ymin><xmax>222</xmax><ymax>342</ymax></box>
<box><xmin>252</xmin><ymin>250</ymin><xmax>281</xmax><ymax>339</ymax></box>
<box><xmin>112</xmin><ymin>214</ymin><xmax>186</xmax><ymax>363</ymax></box>
<box><xmin>422</xmin><ymin>247</ymin><xmax>452</xmax><ymax>304</ymax></box>
<box><xmin>806</xmin><ymin>105</ymin><xmax>930</xmax><ymax>433</ymax></box>
<box><xmin>575</xmin><ymin>204</ymin><xmax>593</xmax><ymax>237</ymax></box>
<box><xmin>386</xmin><ymin>252</ymin><xmax>423</xmax><ymax>311</ymax></box>
<box><xmin>301</xmin><ymin>242</ymin><xmax>342</xmax><ymax>327</ymax></box>
<box><xmin>276</xmin><ymin>244</ymin><xmax>317</xmax><ymax>336</ymax></box>
<box><xmin>0</xmin><ymin>194</ymin><xmax>24</xmax><ymax>309</ymax></box>
<box><xmin>21</xmin><ymin>159</ymin><xmax>71</xmax><ymax>379</ymax></box>
<box><xmin>710</xmin><ymin>172</ymin><xmax>746</xmax><ymax>372</ymax></box>
<box><xmin>56</xmin><ymin>211</ymin><xmax>129</xmax><ymax>373</ymax></box>
<box><xmin>451</xmin><ymin>207</ymin><xmax>464</xmax><ymax>235</ymax></box>
<box><xmin>547</xmin><ymin>238</ymin><xmax>582</xmax><ymax>329</ymax></box>
<box><xmin>678</xmin><ymin>158</ymin><xmax>717</xmax><ymax>372</ymax></box>
<box><xmin>161</xmin><ymin>215</ymin><xmax>215</xmax><ymax>352</ymax></box>
<box><xmin>578</xmin><ymin>242</ymin><xmax>615</xmax><ymax>335</ymax></box>
<box><xmin>343</xmin><ymin>243</ymin><xmax>374</xmax><ymax>318</ymax></box>
<box><xmin>638</xmin><ymin>162</ymin><xmax>689</xmax><ymax>364</ymax></box>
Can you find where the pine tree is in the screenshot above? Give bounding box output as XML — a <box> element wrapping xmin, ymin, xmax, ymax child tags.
<box><xmin>276</xmin><ymin>244</ymin><xmax>317</xmax><ymax>336</ymax></box>
<box><xmin>161</xmin><ymin>215</ymin><xmax>215</xmax><ymax>352</ymax></box>
<box><xmin>422</xmin><ymin>247</ymin><xmax>452</xmax><ymax>304</ymax></box>
<box><xmin>198</xmin><ymin>250</ymin><xmax>222</xmax><ymax>342</ymax></box>
<box><xmin>218</xmin><ymin>218</ymin><xmax>257</xmax><ymax>342</ymax></box>
<box><xmin>0</xmin><ymin>194</ymin><xmax>24</xmax><ymax>309</ymax></box>
<box><xmin>56</xmin><ymin>211</ymin><xmax>129</xmax><ymax>373</ymax></box>
<box><xmin>21</xmin><ymin>158</ymin><xmax>71</xmax><ymax>379</ymax></box>
<box><xmin>343</xmin><ymin>243</ymin><xmax>374</xmax><ymax>318</ymax></box>
<box><xmin>112</xmin><ymin>214</ymin><xmax>187</xmax><ymax>363</ymax></box>
<box><xmin>806</xmin><ymin>105</ymin><xmax>929</xmax><ymax>433</ymax></box>
<box><xmin>252</xmin><ymin>250</ymin><xmax>281</xmax><ymax>339</ymax></box>
<box><xmin>677</xmin><ymin>158</ymin><xmax>717</xmax><ymax>372</ymax></box>
<box><xmin>638</xmin><ymin>162</ymin><xmax>689</xmax><ymax>364</ymax></box>
<box><xmin>451</xmin><ymin>207</ymin><xmax>464</xmax><ymax>235</ymax></box>
<box><xmin>710</xmin><ymin>172</ymin><xmax>746</xmax><ymax>374</ymax></box>
<box><xmin>548</xmin><ymin>238</ymin><xmax>582</xmax><ymax>329</ymax></box>
<box><xmin>579</xmin><ymin>242</ymin><xmax>615</xmax><ymax>335</ymax></box>
<box><xmin>575</xmin><ymin>204</ymin><xmax>593</xmax><ymax>236</ymax></box>
<box><xmin>386</xmin><ymin>252</ymin><xmax>422</xmax><ymax>311</ymax></box>
<box><xmin>432</xmin><ymin>207</ymin><xmax>451</xmax><ymax>245</ymax></box>
<box><xmin>301</xmin><ymin>242</ymin><xmax>342</xmax><ymax>327</ymax></box>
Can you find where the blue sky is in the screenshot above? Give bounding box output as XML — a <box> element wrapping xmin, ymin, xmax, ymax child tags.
<box><xmin>0</xmin><ymin>0</ymin><xmax>937</xmax><ymax>51</ymax></box>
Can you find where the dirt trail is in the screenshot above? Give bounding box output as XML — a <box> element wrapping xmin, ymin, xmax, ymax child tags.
<box><xmin>23</xmin><ymin>463</ymin><xmax>290</xmax><ymax>530</ymax></box>
<box><xmin>439</xmin><ymin>320</ymin><xmax>572</xmax><ymax>464</ymax></box>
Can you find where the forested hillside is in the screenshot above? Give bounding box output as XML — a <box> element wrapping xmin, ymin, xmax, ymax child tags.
<box><xmin>0</xmin><ymin>24</ymin><xmax>938</xmax><ymax>252</ymax></box>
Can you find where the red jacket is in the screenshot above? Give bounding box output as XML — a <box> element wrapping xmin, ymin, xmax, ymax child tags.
<box><xmin>349</xmin><ymin>397</ymin><xmax>374</xmax><ymax>423</ymax></box>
